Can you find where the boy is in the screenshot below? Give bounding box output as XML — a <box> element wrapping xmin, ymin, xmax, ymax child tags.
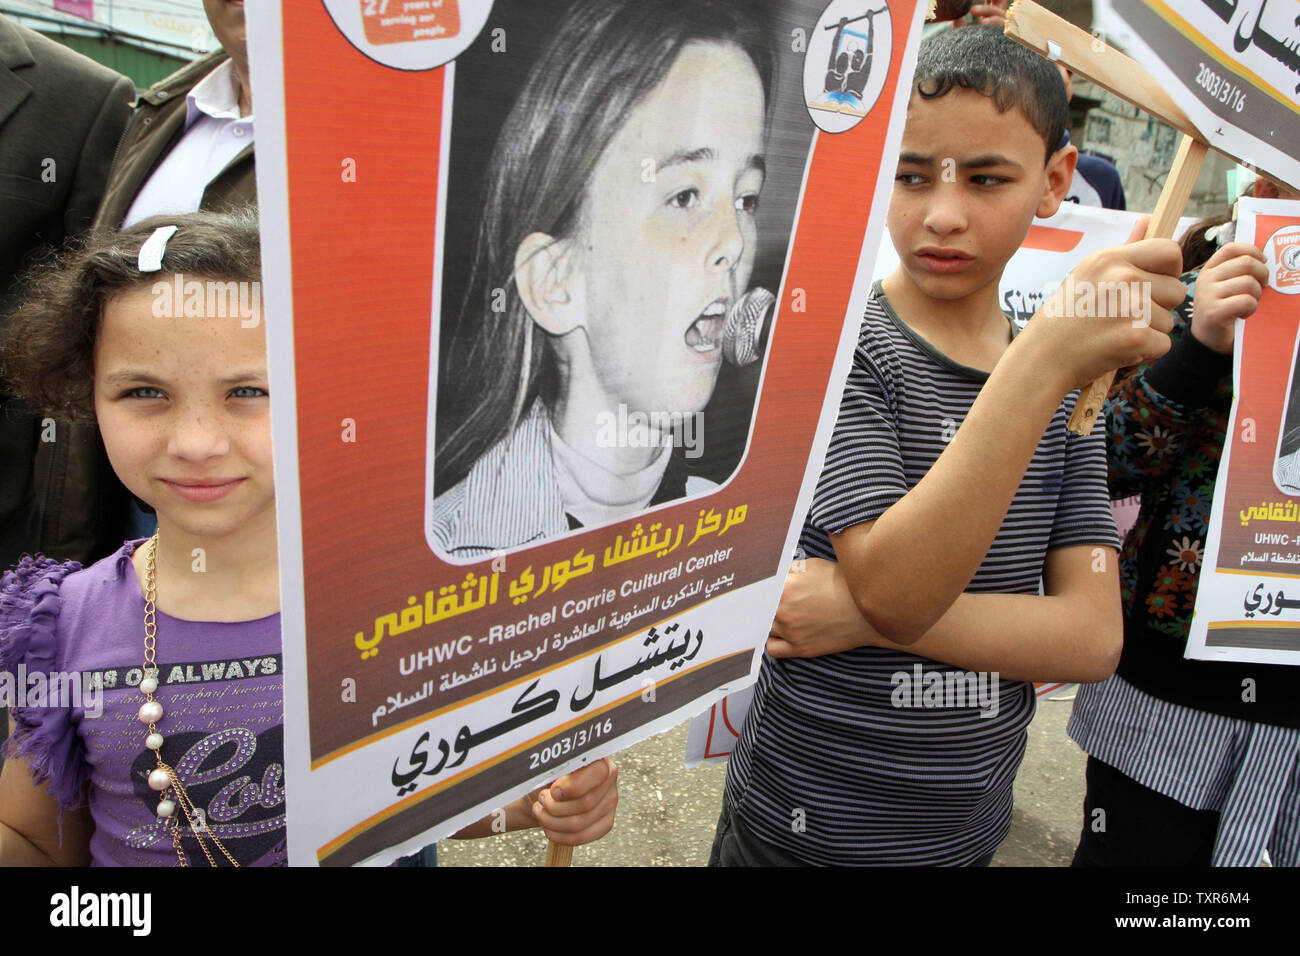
<box><xmin>710</xmin><ymin>26</ymin><xmax>1186</xmax><ymax>866</ymax></box>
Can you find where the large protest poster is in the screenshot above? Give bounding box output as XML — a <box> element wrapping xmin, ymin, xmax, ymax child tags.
<box><xmin>1188</xmin><ymin>198</ymin><xmax>1300</xmax><ymax>666</ymax></box>
<box><xmin>248</xmin><ymin>0</ymin><xmax>926</xmax><ymax>864</ymax></box>
<box><xmin>1093</xmin><ymin>0</ymin><xmax>1300</xmax><ymax>190</ymax></box>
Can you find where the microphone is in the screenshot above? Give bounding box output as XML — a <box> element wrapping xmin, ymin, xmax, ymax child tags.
<box><xmin>723</xmin><ymin>287</ymin><xmax>775</xmax><ymax>367</ymax></box>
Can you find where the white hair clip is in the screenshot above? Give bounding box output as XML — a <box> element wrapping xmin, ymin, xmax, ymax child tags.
<box><xmin>137</xmin><ymin>225</ymin><xmax>179</xmax><ymax>273</ymax></box>
<box><xmin>1204</xmin><ymin>221</ymin><xmax>1235</xmax><ymax>246</ymax></box>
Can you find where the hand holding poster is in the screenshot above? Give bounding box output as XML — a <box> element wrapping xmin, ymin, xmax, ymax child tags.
<box><xmin>1189</xmin><ymin>198</ymin><xmax>1300</xmax><ymax>665</ymax></box>
<box><xmin>249</xmin><ymin>0</ymin><xmax>925</xmax><ymax>864</ymax></box>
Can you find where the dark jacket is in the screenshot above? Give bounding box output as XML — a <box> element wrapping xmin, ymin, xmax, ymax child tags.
<box><xmin>91</xmin><ymin>50</ymin><xmax>256</xmax><ymax>232</ymax></box>
<box><xmin>0</xmin><ymin>15</ymin><xmax>133</xmax><ymax>569</ymax></box>
<box><xmin>31</xmin><ymin>49</ymin><xmax>257</xmax><ymax>564</ymax></box>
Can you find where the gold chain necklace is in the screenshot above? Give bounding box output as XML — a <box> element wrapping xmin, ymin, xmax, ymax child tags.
<box><xmin>139</xmin><ymin>532</ymin><xmax>241</xmax><ymax>867</ymax></box>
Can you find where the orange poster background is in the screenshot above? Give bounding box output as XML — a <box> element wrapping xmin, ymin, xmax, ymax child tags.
<box><xmin>1212</xmin><ymin>213</ymin><xmax>1300</xmax><ymax>571</ymax></box>
<box><xmin>278</xmin><ymin>2</ymin><xmax>916</xmax><ymax>765</ymax></box>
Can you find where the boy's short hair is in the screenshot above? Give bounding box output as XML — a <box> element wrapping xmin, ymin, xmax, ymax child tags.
<box><xmin>913</xmin><ymin>24</ymin><xmax>1067</xmax><ymax>163</ymax></box>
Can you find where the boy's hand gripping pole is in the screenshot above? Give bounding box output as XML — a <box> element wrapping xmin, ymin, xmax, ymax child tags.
<box><xmin>1004</xmin><ymin>1</ymin><xmax>1209</xmax><ymax>434</ymax></box>
<box><xmin>1069</xmin><ymin>136</ymin><xmax>1208</xmax><ymax>434</ymax></box>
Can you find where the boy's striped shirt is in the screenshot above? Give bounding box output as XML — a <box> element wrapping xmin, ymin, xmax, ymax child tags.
<box><xmin>724</xmin><ymin>282</ymin><xmax>1119</xmax><ymax>865</ymax></box>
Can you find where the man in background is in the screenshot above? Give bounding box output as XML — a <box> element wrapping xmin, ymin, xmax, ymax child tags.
<box><xmin>0</xmin><ymin>14</ymin><xmax>133</xmax><ymax>571</ymax></box>
<box><xmin>1058</xmin><ymin>66</ymin><xmax>1126</xmax><ymax>211</ymax></box>
<box><xmin>0</xmin><ymin>11</ymin><xmax>133</xmax><ymax>769</ymax></box>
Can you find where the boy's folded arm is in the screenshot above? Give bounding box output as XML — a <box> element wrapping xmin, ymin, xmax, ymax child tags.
<box><xmin>881</xmin><ymin>544</ymin><xmax>1123</xmax><ymax>682</ymax></box>
<box><xmin>773</xmin><ymin>548</ymin><xmax>1121</xmax><ymax>683</ymax></box>
<box><xmin>831</xmin><ymin>333</ymin><xmax>1076</xmax><ymax>644</ymax></box>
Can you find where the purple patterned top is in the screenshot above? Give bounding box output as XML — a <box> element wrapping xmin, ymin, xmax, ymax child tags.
<box><xmin>1</xmin><ymin>540</ymin><xmax>286</xmax><ymax>866</ymax></box>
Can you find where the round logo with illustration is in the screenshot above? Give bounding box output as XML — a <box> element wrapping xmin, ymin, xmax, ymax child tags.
<box><xmin>321</xmin><ymin>0</ymin><xmax>494</xmax><ymax>70</ymax></box>
<box><xmin>803</xmin><ymin>0</ymin><xmax>893</xmax><ymax>134</ymax></box>
<box><xmin>1266</xmin><ymin>224</ymin><xmax>1300</xmax><ymax>294</ymax></box>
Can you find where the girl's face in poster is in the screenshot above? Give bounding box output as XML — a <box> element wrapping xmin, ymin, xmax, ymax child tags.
<box><xmin>566</xmin><ymin>41</ymin><xmax>766</xmax><ymax>419</ymax></box>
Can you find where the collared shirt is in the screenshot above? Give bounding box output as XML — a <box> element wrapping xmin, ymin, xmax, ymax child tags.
<box><xmin>1069</xmin><ymin>674</ymin><xmax>1299</xmax><ymax>866</ymax></box>
<box><xmin>123</xmin><ymin>58</ymin><xmax>254</xmax><ymax>226</ymax></box>
<box><xmin>1276</xmin><ymin>449</ymin><xmax>1300</xmax><ymax>495</ymax></box>
<box><xmin>432</xmin><ymin>402</ymin><xmax>572</xmax><ymax>558</ymax></box>
<box><xmin>432</xmin><ymin>401</ymin><xmax>713</xmax><ymax>558</ymax></box>
<box><xmin>549</xmin><ymin>418</ymin><xmax>673</xmax><ymax>529</ymax></box>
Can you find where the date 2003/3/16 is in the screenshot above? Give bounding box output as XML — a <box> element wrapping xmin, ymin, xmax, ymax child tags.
<box><xmin>529</xmin><ymin>718</ymin><xmax>614</xmax><ymax>771</ymax></box>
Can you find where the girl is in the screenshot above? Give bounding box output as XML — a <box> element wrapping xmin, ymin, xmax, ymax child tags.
<box><xmin>0</xmin><ymin>210</ymin><xmax>617</xmax><ymax>865</ymax></box>
<box><xmin>1068</xmin><ymin>173</ymin><xmax>1299</xmax><ymax>867</ymax></box>
<box><xmin>432</xmin><ymin>0</ymin><xmax>778</xmax><ymax>557</ymax></box>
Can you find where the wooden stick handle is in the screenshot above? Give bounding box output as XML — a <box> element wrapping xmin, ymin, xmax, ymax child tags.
<box><xmin>1004</xmin><ymin>2</ymin><xmax>1290</xmax><ymax>194</ymax></box>
<box><xmin>1066</xmin><ymin>136</ymin><xmax>1209</xmax><ymax>434</ymax></box>
<box><xmin>545</xmin><ymin>840</ymin><xmax>574</xmax><ymax>867</ymax></box>
<box><xmin>1005</xmin><ymin>1</ymin><xmax>1193</xmax><ymax>136</ymax></box>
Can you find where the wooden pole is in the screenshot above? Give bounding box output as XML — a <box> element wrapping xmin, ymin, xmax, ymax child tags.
<box><xmin>1003</xmin><ymin>1</ymin><xmax>1212</xmax><ymax>434</ymax></box>
<box><xmin>545</xmin><ymin>840</ymin><xmax>574</xmax><ymax>867</ymax></box>
<box><xmin>1004</xmin><ymin>1</ymin><xmax>1194</xmax><ymax>135</ymax></box>
<box><xmin>1004</xmin><ymin>1</ymin><xmax>1290</xmax><ymax>190</ymax></box>
<box><xmin>1066</xmin><ymin>135</ymin><xmax>1209</xmax><ymax>434</ymax></box>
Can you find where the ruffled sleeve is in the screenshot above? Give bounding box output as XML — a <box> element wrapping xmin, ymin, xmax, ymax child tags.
<box><xmin>0</xmin><ymin>554</ymin><xmax>86</xmax><ymax>810</ymax></box>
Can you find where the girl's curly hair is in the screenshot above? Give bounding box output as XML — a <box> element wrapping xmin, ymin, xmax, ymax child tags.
<box><xmin>2</xmin><ymin>206</ymin><xmax>261</xmax><ymax>424</ymax></box>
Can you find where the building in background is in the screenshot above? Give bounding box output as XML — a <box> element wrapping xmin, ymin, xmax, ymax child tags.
<box><xmin>1069</xmin><ymin>75</ymin><xmax>1239</xmax><ymax>221</ymax></box>
<box><xmin>1069</xmin><ymin>0</ymin><xmax>1238</xmax><ymax>219</ymax></box>
<box><xmin>10</xmin><ymin>1</ymin><xmax>1251</xmax><ymax>218</ymax></box>
<box><xmin>2</xmin><ymin>0</ymin><xmax>209</xmax><ymax>88</ymax></box>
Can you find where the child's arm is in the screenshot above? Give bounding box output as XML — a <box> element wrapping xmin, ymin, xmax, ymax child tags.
<box><xmin>839</xmin><ymin>237</ymin><xmax>1182</xmax><ymax>644</ymax></box>
<box><xmin>0</xmin><ymin>727</ymin><xmax>93</xmax><ymax>866</ymax></box>
<box><xmin>0</xmin><ymin>560</ymin><xmax>93</xmax><ymax>865</ymax></box>
<box><xmin>1187</xmin><ymin>241</ymin><xmax>1269</xmax><ymax>353</ymax></box>
<box><xmin>770</xmin><ymin>548</ymin><xmax>1119</xmax><ymax>683</ymax></box>
<box><xmin>1105</xmin><ymin>242</ymin><xmax>1267</xmax><ymax>499</ymax></box>
<box><xmin>451</xmin><ymin>757</ymin><xmax>618</xmax><ymax>845</ymax></box>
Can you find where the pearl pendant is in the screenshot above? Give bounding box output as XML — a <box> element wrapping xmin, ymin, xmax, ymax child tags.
<box><xmin>148</xmin><ymin>768</ymin><xmax>171</xmax><ymax>791</ymax></box>
<box><xmin>140</xmin><ymin>676</ymin><xmax>159</xmax><ymax>694</ymax></box>
<box><xmin>138</xmin><ymin>700</ymin><xmax>163</xmax><ymax>724</ymax></box>
<box><xmin>145</xmin><ymin>732</ymin><xmax>164</xmax><ymax>750</ymax></box>
<box><xmin>157</xmin><ymin>799</ymin><xmax>177</xmax><ymax>818</ymax></box>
